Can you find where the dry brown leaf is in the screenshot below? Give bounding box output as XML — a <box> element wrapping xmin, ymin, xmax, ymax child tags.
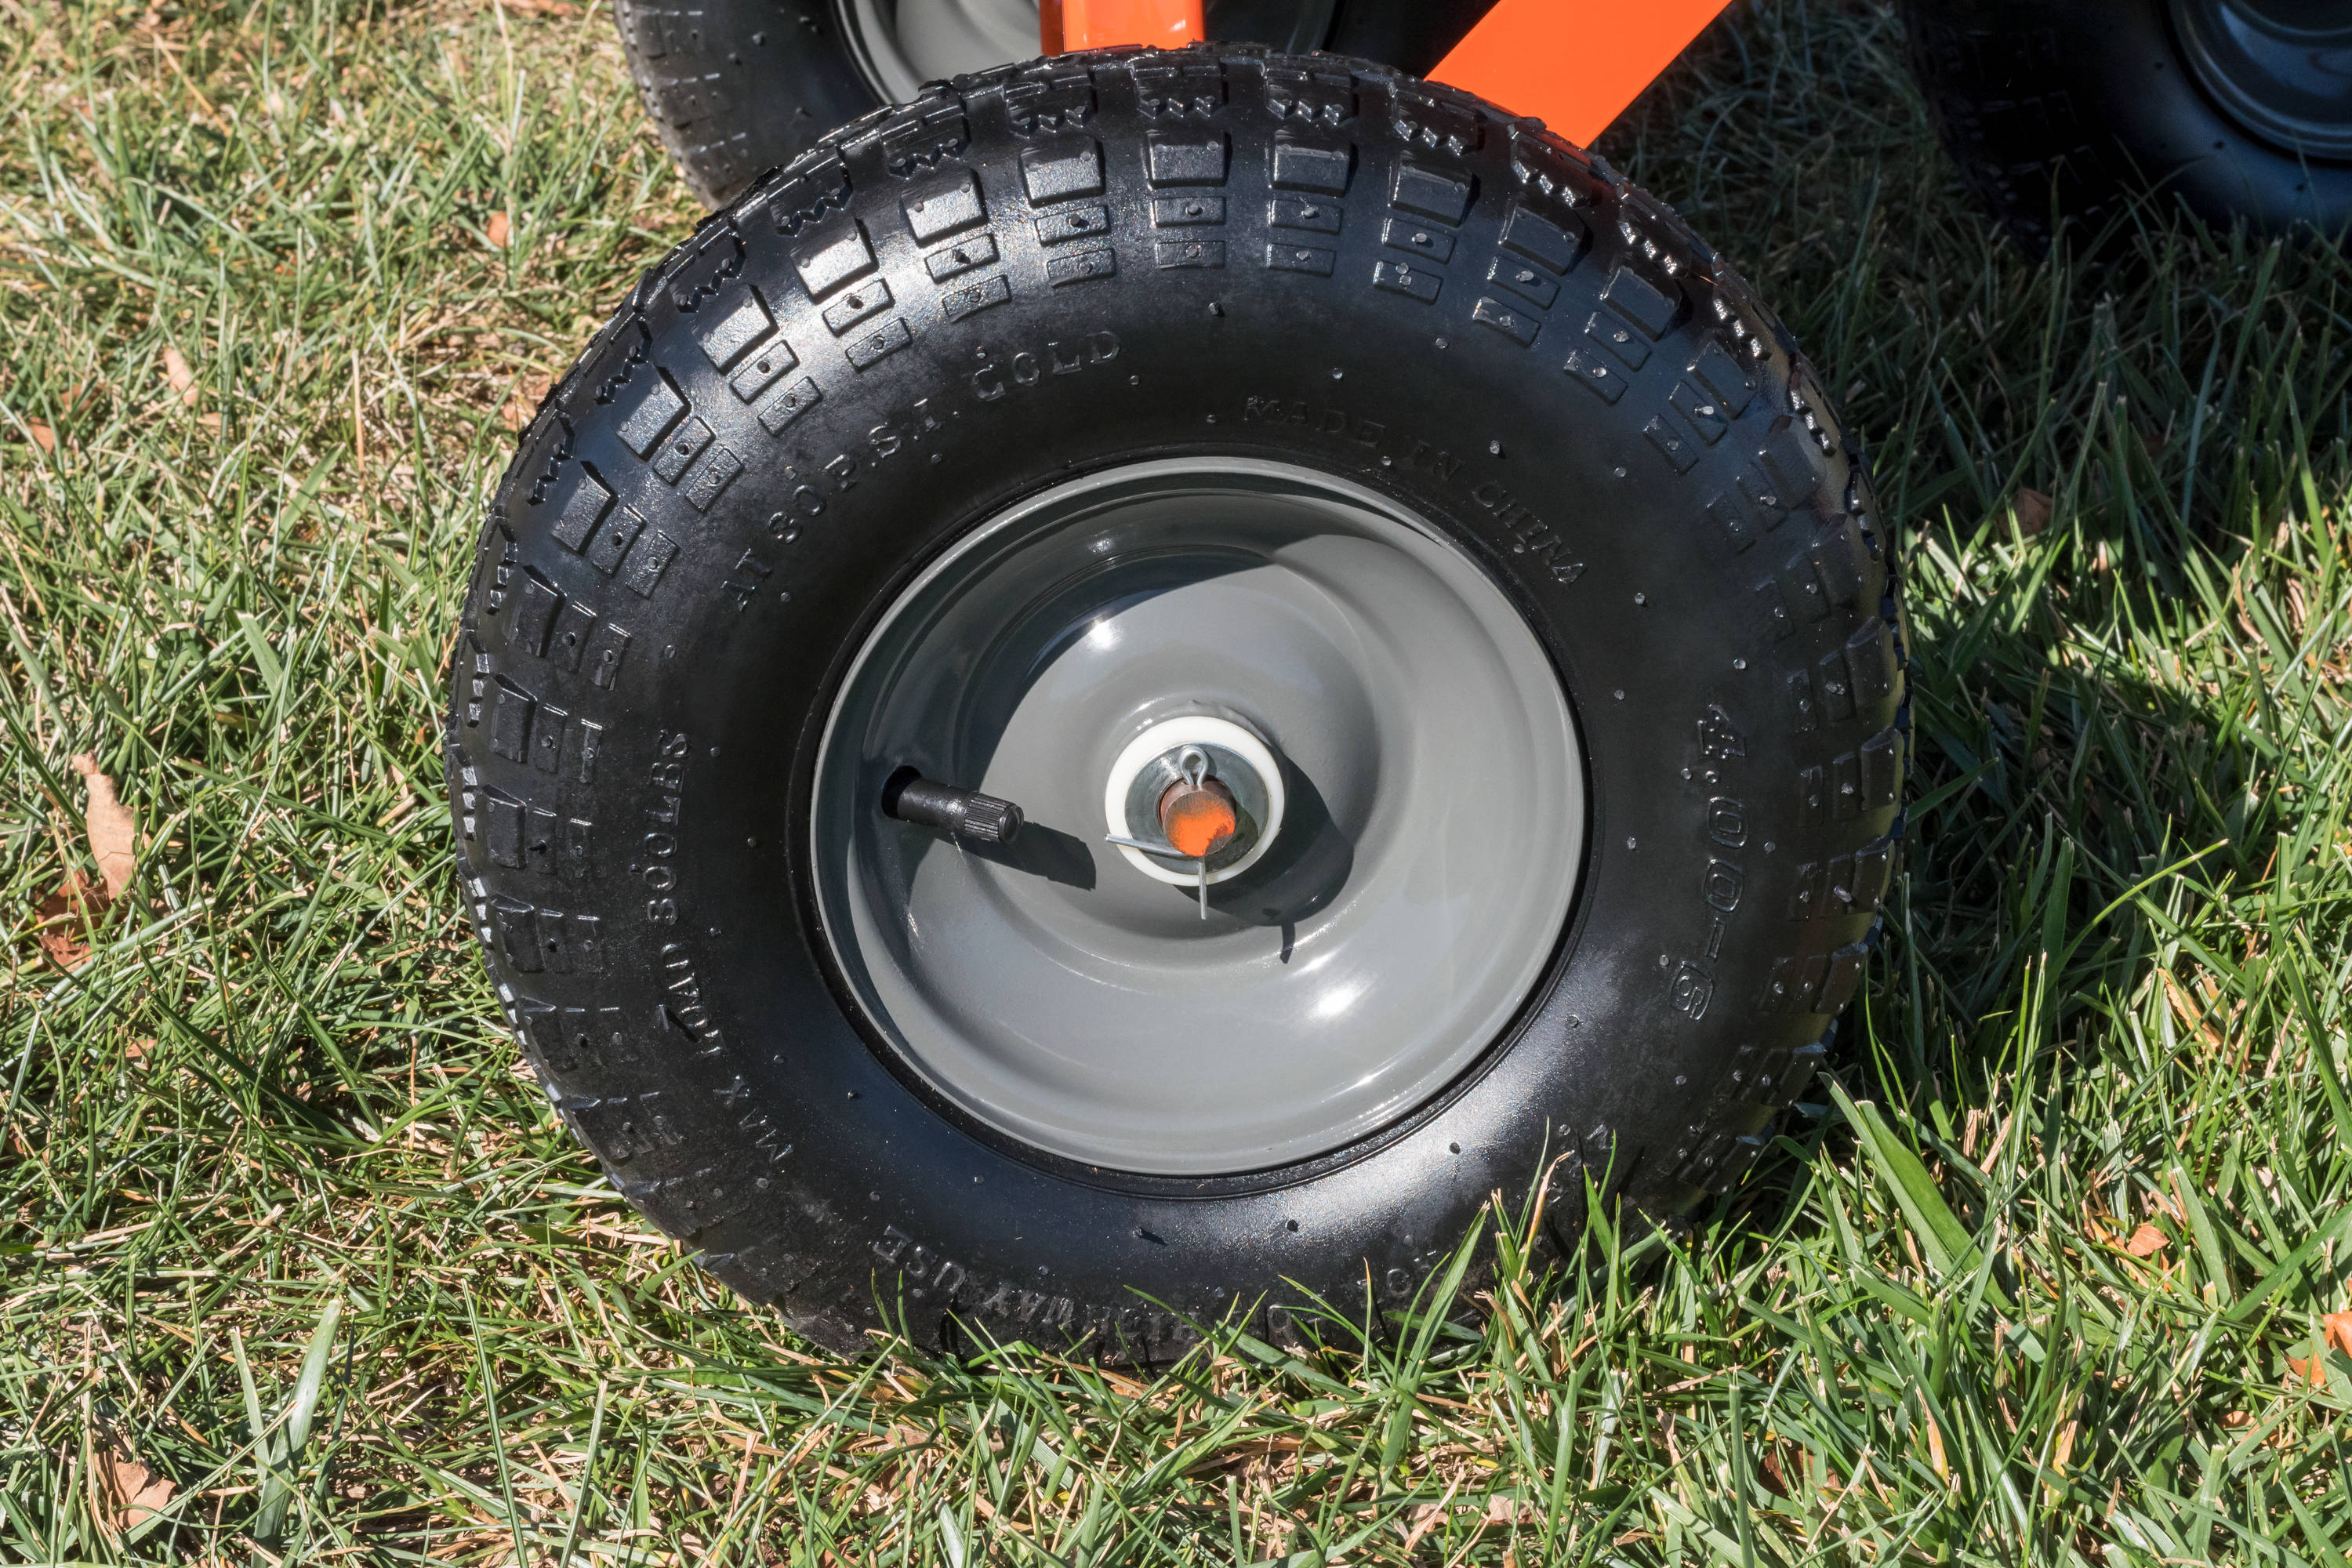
<box><xmin>486</xmin><ymin>209</ymin><xmax>510</xmax><ymax>248</ymax></box>
<box><xmin>73</xmin><ymin>754</ymin><xmax>137</xmax><ymax>897</ymax></box>
<box><xmin>2322</xmin><ymin>1310</ymin><xmax>2352</xmax><ymax>1358</ymax></box>
<box><xmin>162</xmin><ymin>343</ymin><xmax>197</xmax><ymax>405</ymax></box>
<box><xmin>2160</xmin><ymin>969</ymin><xmax>2225</xmax><ymax>1051</ymax></box>
<box><xmin>2009</xmin><ymin>488</ymin><xmax>2053</xmax><ymax>536</ymax></box>
<box><xmin>102</xmin><ymin>1448</ymin><xmax>175</xmax><ymax>1528</ymax></box>
<box><xmin>503</xmin><ymin>368</ymin><xmax>553</xmax><ymax>432</ymax></box>
<box><xmin>34</xmin><ymin>760</ymin><xmax>136</xmax><ymax>970</ymax></box>
<box><xmin>1401</xmin><ymin>1501</ymin><xmax>1448</xmax><ymax>1554</ymax></box>
<box><xmin>33</xmin><ymin>872</ymin><xmax>103</xmax><ymax>969</ymax></box>
<box><xmin>2124</xmin><ymin>1222</ymin><xmax>2168</xmax><ymax>1258</ymax></box>
<box><xmin>1093</xmin><ymin>1367</ymin><xmax>1146</xmax><ymax>1398</ymax></box>
<box><xmin>2288</xmin><ymin>1352</ymin><xmax>2325</xmax><ymax>1387</ymax></box>
<box><xmin>26</xmin><ymin>420</ymin><xmax>56</xmax><ymax>452</ymax></box>
<box><xmin>2222</xmin><ymin>1410</ymin><xmax>2252</xmax><ymax>1428</ymax></box>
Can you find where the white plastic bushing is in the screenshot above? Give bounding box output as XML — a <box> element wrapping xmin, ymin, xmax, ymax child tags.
<box><xmin>1102</xmin><ymin>715</ymin><xmax>1287</xmax><ymax>886</ymax></box>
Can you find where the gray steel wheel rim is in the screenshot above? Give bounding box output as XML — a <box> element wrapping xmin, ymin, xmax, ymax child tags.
<box><xmin>812</xmin><ymin>459</ymin><xmax>1586</xmax><ymax>1175</ymax></box>
<box><xmin>2172</xmin><ymin>0</ymin><xmax>2352</xmax><ymax>160</ymax></box>
<box><xmin>837</xmin><ymin>0</ymin><xmax>1040</xmax><ymax>103</ymax></box>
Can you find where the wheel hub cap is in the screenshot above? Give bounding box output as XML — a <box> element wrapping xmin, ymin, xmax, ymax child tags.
<box><xmin>1103</xmin><ymin>714</ymin><xmax>1286</xmax><ymax>887</ymax></box>
<box><xmin>811</xmin><ymin>459</ymin><xmax>1585</xmax><ymax>1175</ymax></box>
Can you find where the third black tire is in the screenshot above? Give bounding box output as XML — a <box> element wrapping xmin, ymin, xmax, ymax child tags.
<box><xmin>1904</xmin><ymin>0</ymin><xmax>2352</xmax><ymax>241</ymax></box>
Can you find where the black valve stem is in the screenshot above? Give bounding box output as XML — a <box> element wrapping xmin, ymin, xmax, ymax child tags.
<box><xmin>880</xmin><ymin>766</ymin><xmax>1025</xmax><ymax>846</ymax></box>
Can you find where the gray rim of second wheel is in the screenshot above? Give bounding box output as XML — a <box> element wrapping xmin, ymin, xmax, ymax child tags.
<box><xmin>835</xmin><ymin>0</ymin><xmax>1042</xmax><ymax>104</ymax></box>
<box><xmin>811</xmin><ymin>459</ymin><xmax>1587</xmax><ymax>1176</ymax></box>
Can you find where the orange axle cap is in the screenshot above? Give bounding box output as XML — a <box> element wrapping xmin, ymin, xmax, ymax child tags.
<box><xmin>1159</xmin><ymin>780</ymin><xmax>1239</xmax><ymax>859</ymax></box>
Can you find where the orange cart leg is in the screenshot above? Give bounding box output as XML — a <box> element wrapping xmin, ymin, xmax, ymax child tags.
<box><xmin>1430</xmin><ymin>0</ymin><xmax>1732</xmax><ymax>148</ymax></box>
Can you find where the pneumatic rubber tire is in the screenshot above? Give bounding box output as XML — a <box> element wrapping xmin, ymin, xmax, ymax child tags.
<box><xmin>616</xmin><ymin>0</ymin><xmax>1493</xmax><ymax>208</ymax></box>
<box><xmin>448</xmin><ymin>46</ymin><xmax>1908</xmax><ymax>1359</ymax></box>
<box><xmin>1902</xmin><ymin>0</ymin><xmax>2352</xmax><ymax>243</ymax></box>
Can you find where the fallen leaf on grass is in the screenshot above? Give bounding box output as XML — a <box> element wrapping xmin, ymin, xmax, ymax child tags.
<box><xmin>2160</xmin><ymin>968</ymin><xmax>2225</xmax><ymax>1050</ymax></box>
<box><xmin>2124</xmin><ymin>1222</ymin><xmax>2168</xmax><ymax>1258</ymax></box>
<box><xmin>502</xmin><ymin>368</ymin><xmax>553</xmax><ymax>432</ymax></box>
<box><xmin>2288</xmin><ymin>1353</ymin><xmax>2325</xmax><ymax>1387</ymax></box>
<box><xmin>486</xmin><ymin>209</ymin><xmax>510</xmax><ymax>248</ymax></box>
<box><xmin>162</xmin><ymin>343</ymin><xmax>197</xmax><ymax>405</ymax></box>
<box><xmin>34</xmin><ymin>873</ymin><xmax>103</xmax><ymax>969</ymax></box>
<box><xmin>33</xmin><ymin>758</ymin><xmax>138</xmax><ymax>971</ymax></box>
<box><xmin>25</xmin><ymin>420</ymin><xmax>55</xmax><ymax>453</ymax></box>
<box><xmin>2009</xmin><ymin>488</ymin><xmax>2053</xmax><ymax>536</ymax></box>
<box><xmin>1399</xmin><ymin>1494</ymin><xmax>1541</xmax><ymax>1551</ymax></box>
<box><xmin>74</xmin><ymin>753</ymin><xmax>137</xmax><ymax>897</ymax></box>
<box><xmin>2323</xmin><ymin>1309</ymin><xmax>2352</xmax><ymax>1358</ymax></box>
<box><xmin>1401</xmin><ymin>1500</ymin><xmax>1450</xmax><ymax>1554</ymax></box>
<box><xmin>103</xmin><ymin>1448</ymin><xmax>175</xmax><ymax>1528</ymax></box>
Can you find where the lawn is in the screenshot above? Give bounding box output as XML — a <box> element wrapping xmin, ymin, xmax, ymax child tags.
<box><xmin>3</xmin><ymin>0</ymin><xmax>2350</xmax><ymax>1562</ymax></box>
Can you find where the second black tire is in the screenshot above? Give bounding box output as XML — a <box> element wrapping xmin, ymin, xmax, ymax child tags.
<box><xmin>617</xmin><ymin>0</ymin><xmax>1494</xmax><ymax>206</ymax></box>
<box><xmin>451</xmin><ymin>46</ymin><xmax>1906</xmax><ymax>1359</ymax></box>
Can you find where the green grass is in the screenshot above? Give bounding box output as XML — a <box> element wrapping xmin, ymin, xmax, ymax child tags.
<box><xmin>2</xmin><ymin>0</ymin><xmax>2350</xmax><ymax>1561</ymax></box>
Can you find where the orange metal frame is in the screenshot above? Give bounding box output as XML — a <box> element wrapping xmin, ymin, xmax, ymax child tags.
<box><xmin>1044</xmin><ymin>0</ymin><xmax>1206</xmax><ymax>55</ymax></box>
<box><xmin>1430</xmin><ymin>0</ymin><xmax>1733</xmax><ymax>147</ymax></box>
<box><xmin>1041</xmin><ymin>0</ymin><xmax>1731</xmax><ymax>148</ymax></box>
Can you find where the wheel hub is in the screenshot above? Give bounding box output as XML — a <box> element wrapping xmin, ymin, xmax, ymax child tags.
<box><xmin>811</xmin><ymin>459</ymin><xmax>1584</xmax><ymax>1175</ymax></box>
